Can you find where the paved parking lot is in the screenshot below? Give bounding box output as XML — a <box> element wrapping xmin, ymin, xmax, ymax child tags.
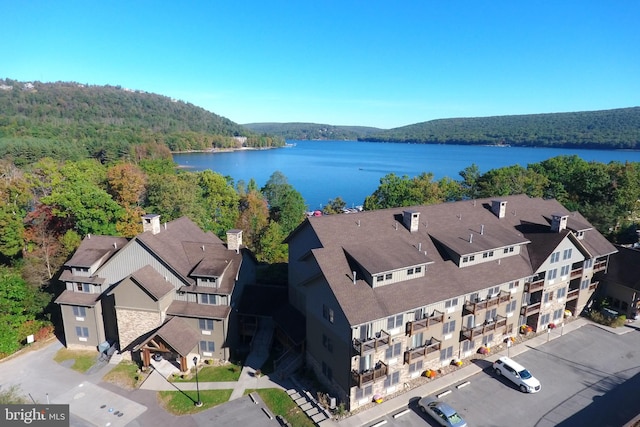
<box><xmin>363</xmin><ymin>324</ymin><xmax>640</xmax><ymax>427</ymax></box>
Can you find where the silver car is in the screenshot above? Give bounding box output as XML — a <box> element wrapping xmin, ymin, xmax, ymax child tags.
<box><xmin>418</xmin><ymin>396</ymin><xmax>467</xmax><ymax>427</ymax></box>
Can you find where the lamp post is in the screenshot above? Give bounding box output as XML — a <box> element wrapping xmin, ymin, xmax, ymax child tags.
<box><xmin>193</xmin><ymin>356</ymin><xmax>202</xmax><ymax>407</ymax></box>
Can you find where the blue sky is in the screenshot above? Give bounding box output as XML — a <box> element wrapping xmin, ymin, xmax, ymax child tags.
<box><xmin>3</xmin><ymin>1</ymin><xmax>638</xmax><ymax>129</ymax></box>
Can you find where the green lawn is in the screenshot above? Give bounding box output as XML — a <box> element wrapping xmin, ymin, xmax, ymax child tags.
<box><xmin>245</xmin><ymin>388</ymin><xmax>315</xmax><ymax>427</ymax></box>
<box><xmin>103</xmin><ymin>361</ymin><xmax>144</xmax><ymax>389</ymax></box>
<box><xmin>53</xmin><ymin>348</ymin><xmax>98</xmax><ymax>373</ymax></box>
<box><xmin>157</xmin><ymin>389</ymin><xmax>233</xmax><ymax>415</ymax></box>
<box><xmin>173</xmin><ymin>362</ymin><xmax>242</xmax><ymax>382</ymax></box>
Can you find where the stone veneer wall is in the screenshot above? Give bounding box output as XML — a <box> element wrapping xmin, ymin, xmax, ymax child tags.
<box><xmin>116</xmin><ymin>308</ymin><xmax>162</xmax><ymax>350</ymax></box>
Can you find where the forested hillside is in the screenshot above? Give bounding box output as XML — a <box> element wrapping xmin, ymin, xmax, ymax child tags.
<box><xmin>364</xmin><ymin>108</ymin><xmax>640</xmax><ymax>149</ymax></box>
<box><xmin>243</xmin><ymin>122</ymin><xmax>382</xmax><ymax>140</ymax></box>
<box><xmin>0</xmin><ymin>79</ymin><xmax>284</xmax><ymax>165</ymax></box>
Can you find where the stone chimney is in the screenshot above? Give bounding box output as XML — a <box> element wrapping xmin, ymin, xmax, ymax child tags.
<box><xmin>142</xmin><ymin>214</ymin><xmax>161</xmax><ymax>235</ymax></box>
<box><xmin>551</xmin><ymin>213</ymin><xmax>568</xmax><ymax>233</ymax></box>
<box><xmin>403</xmin><ymin>210</ymin><xmax>420</xmax><ymax>233</ymax></box>
<box><xmin>491</xmin><ymin>200</ymin><xmax>507</xmax><ymax>219</ymax></box>
<box><xmin>227</xmin><ymin>229</ymin><xmax>243</xmax><ymax>252</ymax></box>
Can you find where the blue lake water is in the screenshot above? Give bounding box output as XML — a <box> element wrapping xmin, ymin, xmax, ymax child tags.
<box><xmin>173</xmin><ymin>141</ymin><xmax>640</xmax><ymax>210</ymax></box>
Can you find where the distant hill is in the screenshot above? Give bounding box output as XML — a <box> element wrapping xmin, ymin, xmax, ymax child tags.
<box><xmin>0</xmin><ymin>79</ymin><xmax>284</xmax><ymax>165</ymax></box>
<box><xmin>364</xmin><ymin>108</ymin><xmax>640</xmax><ymax>149</ymax></box>
<box><xmin>243</xmin><ymin>122</ymin><xmax>383</xmax><ymax>140</ymax></box>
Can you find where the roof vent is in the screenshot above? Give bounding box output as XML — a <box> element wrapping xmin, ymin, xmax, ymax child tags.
<box><xmin>480</xmin><ymin>224</ymin><xmax>485</xmax><ymax>235</ymax></box>
<box><xmin>469</xmin><ymin>233</ymin><xmax>473</xmax><ymax>243</ymax></box>
<box><xmin>403</xmin><ymin>211</ymin><xmax>420</xmax><ymax>232</ymax></box>
<box><xmin>352</xmin><ymin>271</ymin><xmax>357</xmax><ymax>285</ymax></box>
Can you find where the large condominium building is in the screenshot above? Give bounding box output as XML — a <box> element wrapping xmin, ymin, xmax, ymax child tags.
<box><xmin>55</xmin><ymin>214</ymin><xmax>255</xmax><ymax>371</ymax></box>
<box><xmin>285</xmin><ymin>195</ymin><xmax>616</xmax><ymax>410</ymax></box>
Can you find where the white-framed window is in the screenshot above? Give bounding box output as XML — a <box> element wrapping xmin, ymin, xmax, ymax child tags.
<box><xmin>355</xmin><ymin>385</ymin><xmax>373</xmax><ymax>400</ymax></box>
<box><xmin>485</xmin><ymin>308</ymin><xmax>497</xmax><ymax>323</ymax></box>
<box><xmin>506</xmin><ymin>300</ymin><xmax>517</xmax><ymax>313</ymax></box>
<box><xmin>75</xmin><ymin>326</ymin><xmax>89</xmax><ymax>341</ymax></box>
<box><xmin>548</xmin><ymin>269</ymin><xmax>558</xmax><ymax>280</ymax></box>
<box><xmin>553</xmin><ymin>309</ymin><xmax>564</xmax><ymax>321</ymax></box>
<box><xmin>560</xmin><ymin>265</ymin><xmax>570</xmax><ymax>276</ymax></box>
<box><xmin>72</xmin><ymin>306</ymin><xmax>86</xmax><ymax>318</ymax></box>
<box><xmin>543</xmin><ymin>292</ymin><xmax>553</xmax><ymax>303</ymax></box>
<box><xmin>462</xmin><ymin>256</ymin><xmax>468</xmax><ymax>263</ymax></box>
<box><xmin>444</xmin><ymin>298</ymin><xmax>459</xmax><ymax>309</ymax></box>
<box><xmin>584</xmin><ymin>258</ymin><xmax>593</xmax><ymax>269</ymax></box>
<box><xmin>409</xmin><ymin>359</ymin><xmax>424</xmax><ymax>373</ymax></box>
<box><xmin>200</xmin><ymin>340</ymin><xmax>215</xmax><ymax>353</ymax></box>
<box><xmin>442</xmin><ymin>320</ymin><xmax>456</xmax><ymax>335</ymax></box>
<box><xmin>199</xmin><ymin>318</ymin><xmax>214</xmax><ymax>331</ymax></box>
<box><xmin>376</xmin><ymin>275</ymin><xmax>384</xmax><ymax>283</ymax></box>
<box><xmin>557</xmin><ymin>287</ymin><xmax>567</xmax><ymax>299</ymax></box>
<box><xmin>385</xmin><ymin>273</ymin><xmax>392</xmax><ymax>280</ymax></box>
<box><xmin>200</xmin><ymin>294</ymin><xmax>218</xmax><ymax>305</ymax></box>
<box><xmin>482</xmin><ymin>333</ymin><xmax>494</xmax><ymax>346</ymax></box>
<box><xmin>407</xmin><ymin>268</ymin><xmax>414</xmax><ymax>275</ymax></box>
<box><xmin>415</xmin><ymin>266</ymin><xmax>422</xmax><ymax>273</ymax></box>
<box><xmin>385</xmin><ymin>342</ymin><xmax>402</xmax><ymax>359</ymax></box>
<box><xmin>503</xmin><ymin>246</ymin><xmax>514</xmax><ymax>254</ymax></box>
<box><xmin>540</xmin><ymin>313</ymin><xmax>550</xmax><ymax>325</ymax></box>
<box><xmin>462</xmin><ymin>339</ymin><xmax>475</xmax><ymax>353</ymax></box>
<box><xmin>75</xmin><ymin>283</ymin><xmax>91</xmax><ymax>293</ymax></box>
<box><xmin>383</xmin><ymin>370</ymin><xmax>400</xmax><ymax>387</ymax></box>
<box><xmin>439</xmin><ymin>346</ymin><xmax>453</xmax><ymax>361</ymax></box>
<box><xmin>580</xmin><ymin>279</ymin><xmax>590</xmax><ymax>290</ymax></box>
<box><xmin>563</xmin><ymin>248</ymin><xmax>573</xmax><ymax>260</ymax></box>
<box><xmin>387</xmin><ymin>314</ymin><xmax>403</xmax><ymax>330</ymax></box>
<box><xmin>550</xmin><ymin>252</ymin><xmax>560</xmax><ymax>263</ymax></box>
<box><xmin>508</xmin><ymin>281</ymin><xmax>518</xmax><ymax>290</ymax></box>
<box><xmin>488</xmin><ymin>286</ymin><xmax>500</xmax><ymax>297</ymax></box>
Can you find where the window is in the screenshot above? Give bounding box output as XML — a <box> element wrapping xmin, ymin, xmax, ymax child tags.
<box><xmin>322</xmin><ymin>305</ymin><xmax>334</xmax><ymax>323</ymax></box>
<box><xmin>72</xmin><ymin>306</ymin><xmax>86</xmax><ymax>318</ymax></box>
<box><xmin>444</xmin><ymin>298</ymin><xmax>458</xmax><ymax>309</ymax></box>
<box><xmin>200</xmin><ymin>294</ymin><xmax>217</xmax><ymax>304</ymax></box>
<box><xmin>75</xmin><ymin>326</ymin><xmax>89</xmax><ymax>338</ymax></box>
<box><xmin>462</xmin><ymin>339</ymin><xmax>475</xmax><ymax>353</ymax></box>
<box><xmin>442</xmin><ymin>320</ymin><xmax>456</xmax><ymax>335</ymax></box>
<box><xmin>383</xmin><ymin>371</ymin><xmax>400</xmax><ymax>388</ymax></box>
<box><xmin>409</xmin><ymin>360</ymin><xmax>424</xmax><ymax>373</ymax></box>
<box><xmin>550</xmin><ymin>252</ymin><xmax>560</xmax><ymax>263</ymax></box>
<box><xmin>482</xmin><ymin>334</ymin><xmax>494</xmax><ymax>346</ymax></box>
<box><xmin>385</xmin><ymin>342</ymin><xmax>402</xmax><ymax>359</ymax></box>
<box><xmin>584</xmin><ymin>258</ymin><xmax>593</xmax><ymax>269</ymax></box>
<box><xmin>506</xmin><ymin>300</ymin><xmax>517</xmax><ymax>313</ymax></box>
<box><xmin>557</xmin><ymin>287</ymin><xmax>567</xmax><ymax>299</ymax></box>
<box><xmin>439</xmin><ymin>346</ymin><xmax>453</xmax><ymax>362</ymax></box>
<box><xmin>385</xmin><ymin>273</ymin><xmax>392</xmax><ymax>280</ymax></box>
<box><xmin>504</xmin><ymin>246</ymin><xmax>514</xmax><ymax>254</ymax></box>
<box><xmin>355</xmin><ymin>385</ymin><xmax>373</xmax><ymax>400</ymax></box>
<box><xmin>415</xmin><ymin>266</ymin><xmax>422</xmax><ymax>273</ymax></box>
<box><xmin>508</xmin><ymin>281</ymin><xmax>518</xmax><ymax>290</ymax></box>
<box><xmin>543</xmin><ymin>292</ymin><xmax>553</xmax><ymax>303</ymax></box>
<box><xmin>462</xmin><ymin>256</ymin><xmax>468</xmax><ymax>263</ymax></box>
<box><xmin>488</xmin><ymin>286</ymin><xmax>500</xmax><ymax>297</ymax></box>
<box><xmin>553</xmin><ymin>309</ymin><xmax>564</xmax><ymax>321</ymax></box>
<box><xmin>407</xmin><ymin>268</ymin><xmax>414</xmax><ymax>275</ymax></box>
<box><xmin>199</xmin><ymin>318</ymin><xmax>214</xmax><ymax>331</ymax></box>
<box><xmin>470</xmin><ymin>292</ymin><xmax>479</xmax><ymax>302</ymax></box>
<box><xmin>322</xmin><ymin>361</ymin><xmax>333</xmax><ymax>380</ymax></box>
<box><xmin>563</xmin><ymin>248</ymin><xmax>573</xmax><ymax>260</ymax></box>
<box><xmin>387</xmin><ymin>314</ymin><xmax>403</xmax><ymax>330</ymax></box>
<box><xmin>540</xmin><ymin>313</ymin><xmax>550</xmax><ymax>325</ymax></box>
<box><xmin>580</xmin><ymin>279</ymin><xmax>590</xmax><ymax>290</ymax></box>
<box><xmin>411</xmin><ymin>332</ymin><xmax>424</xmax><ymax>349</ymax></box>
<box><xmin>560</xmin><ymin>265</ymin><xmax>570</xmax><ymax>276</ymax></box>
<box><xmin>200</xmin><ymin>340</ymin><xmax>215</xmax><ymax>353</ymax></box>
<box><xmin>75</xmin><ymin>283</ymin><xmax>91</xmax><ymax>293</ymax></box>
<box><xmin>322</xmin><ymin>334</ymin><xmax>333</xmax><ymax>352</ymax></box>
<box><xmin>547</xmin><ymin>269</ymin><xmax>558</xmax><ymax>280</ymax></box>
<box><xmin>469</xmin><ymin>255</ymin><xmax>475</xmax><ymax>261</ymax></box>
<box><xmin>485</xmin><ymin>308</ymin><xmax>497</xmax><ymax>323</ymax></box>
<box><xmin>376</xmin><ymin>275</ymin><xmax>383</xmax><ymax>282</ymax></box>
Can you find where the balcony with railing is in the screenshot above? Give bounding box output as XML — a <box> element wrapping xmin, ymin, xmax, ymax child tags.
<box><xmin>463</xmin><ymin>291</ymin><xmax>511</xmax><ymax>315</ymax></box>
<box><xmin>570</xmin><ymin>267</ymin><xmax>583</xmax><ymax>279</ymax></box>
<box><xmin>461</xmin><ymin>315</ymin><xmax>508</xmax><ymax>340</ymax></box>
<box><xmin>593</xmin><ymin>260</ymin><xmax>607</xmax><ymax>272</ymax></box>
<box><xmin>521</xmin><ymin>302</ymin><xmax>541</xmax><ymax>316</ymax></box>
<box><xmin>352</xmin><ymin>361</ymin><xmax>388</xmax><ymax>388</ymax></box>
<box><xmin>403</xmin><ymin>338</ymin><xmax>442</xmax><ymax>365</ymax></box>
<box><xmin>525</xmin><ymin>277</ymin><xmax>545</xmax><ymax>293</ymax></box>
<box><xmin>566</xmin><ymin>288</ymin><xmax>580</xmax><ymax>301</ymax></box>
<box><xmin>405</xmin><ymin>310</ymin><xmax>444</xmax><ymax>337</ymax></box>
<box><xmin>588</xmin><ymin>281</ymin><xmax>599</xmax><ymax>291</ymax></box>
<box><xmin>353</xmin><ymin>330</ymin><xmax>391</xmax><ymax>355</ymax></box>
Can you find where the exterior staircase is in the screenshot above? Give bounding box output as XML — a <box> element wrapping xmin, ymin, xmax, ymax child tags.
<box><xmin>286</xmin><ymin>376</ymin><xmax>332</xmax><ymax>426</ymax></box>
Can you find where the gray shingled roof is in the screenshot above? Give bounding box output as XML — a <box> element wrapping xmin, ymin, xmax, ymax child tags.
<box><xmin>167</xmin><ymin>300</ymin><xmax>231</xmax><ymax>320</ymax></box>
<box><xmin>129</xmin><ymin>265</ymin><xmax>175</xmax><ymax>300</ymax></box>
<box><xmin>54</xmin><ymin>290</ymin><xmax>99</xmax><ymax>306</ymax></box>
<box><xmin>64</xmin><ymin>235</ymin><xmax>129</xmax><ymax>268</ymax></box>
<box><xmin>299</xmin><ymin>194</ymin><xmax>617</xmax><ymax>326</ymax></box>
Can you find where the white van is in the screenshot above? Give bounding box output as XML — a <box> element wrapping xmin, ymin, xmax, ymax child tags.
<box><xmin>492</xmin><ymin>356</ymin><xmax>541</xmax><ymax>393</ymax></box>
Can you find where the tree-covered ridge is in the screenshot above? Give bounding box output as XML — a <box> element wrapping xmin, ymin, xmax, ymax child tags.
<box><xmin>363</xmin><ymin>108</ymin><xmax>640</xmax><ymax>149</ymax></box>
<box><xmin>243</xmin><ymin>122</ymin><xmax>383</xmax><ymax>140</ymax></box>
<box><xmin>0</xmin><ymin>79</ymin><xmax>284</xmax><ymax>164</ymax></box>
